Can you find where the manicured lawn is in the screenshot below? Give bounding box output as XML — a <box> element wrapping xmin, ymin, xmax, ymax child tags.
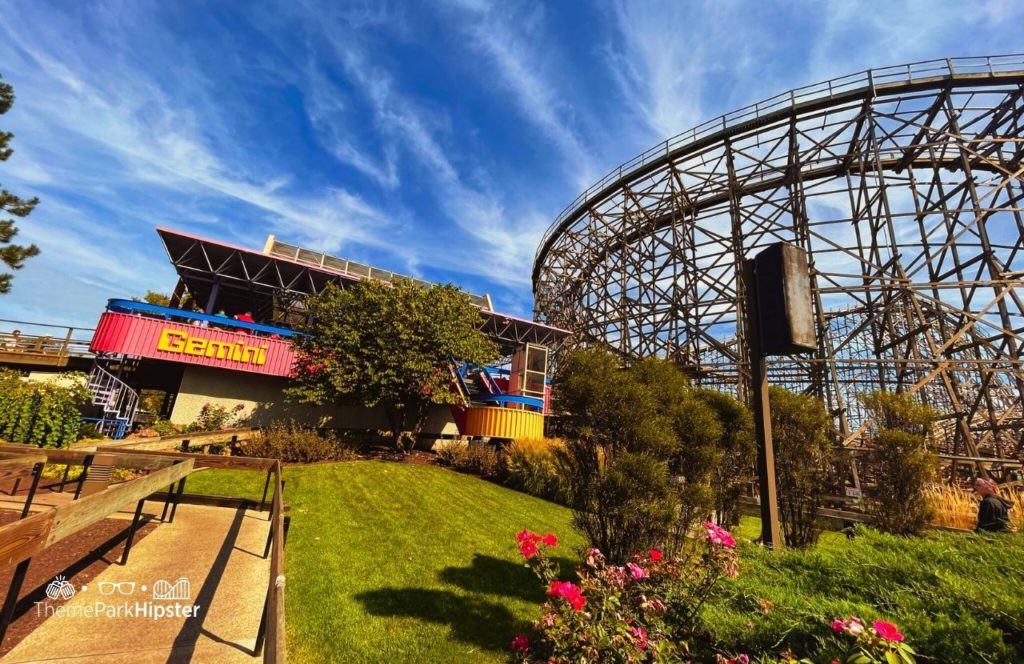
<box><xmin>185</xmin><ymin>461</ymin><xmax>585</xmax><ymax>663</ymax></box>
<box><xmin>187</xmin><ymin>463</ymin><xmax>1024</xmax><ymax>663</ymax></box>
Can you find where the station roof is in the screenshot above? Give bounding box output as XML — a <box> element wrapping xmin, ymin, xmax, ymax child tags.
<box><xmin>156</xmin><ymin>227</ymin><xmax>570</xmax><ymax>353</ymax></box>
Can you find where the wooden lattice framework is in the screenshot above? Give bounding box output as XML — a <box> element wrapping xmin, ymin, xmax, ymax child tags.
<box><xmin>533</xmin><ymin>55</ymin><xmax>1024</xmax><ymax>460</ymax></box>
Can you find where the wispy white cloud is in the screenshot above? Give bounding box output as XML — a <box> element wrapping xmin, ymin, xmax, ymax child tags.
<box><xmin>439</xmin><ymin>1</ymin><xmax>600</xmax><ymax>189</ymax></box>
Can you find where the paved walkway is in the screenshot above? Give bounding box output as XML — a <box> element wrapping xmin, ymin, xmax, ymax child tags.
<box><xmin>2</xmin><ymin>502</ymin><xmax>271</xmax><ymax>663</ymax></box>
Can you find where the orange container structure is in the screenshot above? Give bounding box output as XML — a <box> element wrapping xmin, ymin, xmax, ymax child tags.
<box><xmin>463</xmin><ymin>406</ymin><xmax>544</xmax><ymax>440</ymax></box>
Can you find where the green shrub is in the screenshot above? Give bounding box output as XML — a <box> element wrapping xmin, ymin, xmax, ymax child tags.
<box><xmin>151</xmin><ymin>419</ymin><xmax>180</xmax><ymax>437</ymax></box>
<box><xmin>769</xmin><ymin>386</ymin><xmax>836</xmax><ymax>547</ymax></box>
<box><xmin>436</xmin><ymin>440</ymin><xmax>500</xmax><ymax>477</ymax></box>
<box><xmin>693</xmin><ymin>388</ymin><xmax>756</xmax><ymax>528</ymax></box>
<box><xmin>244</xmin><ymin>422</ymin><xmax>355</xmax><ymax>463</ymax></box>
<box><xmin>859</xmin><ymin>391</ymin><xmax>939</xmax><ymax>536</ymax></box>
<box><xmin>185</xmin><ymin>402</ymin><xmax>246</xmax><ymax>432</ymax></box>
<box><xmin>502</xmin><ymin>438</ymin><xmax>567</xmax><ymax>503</ymax></box>
<box><xmin>75</xmin><ymin>421</ymin><xmax>103</xmax><ymax>441</ymax></box>
<box><xmin>554</xmin><ymin>348</ymin><xmax>758</xmax><ymax>561</ymax></box>
<box><xmin>0</xmin><ymin>369</ymin><xmax>89</xmax><ymax>448</ymax></box>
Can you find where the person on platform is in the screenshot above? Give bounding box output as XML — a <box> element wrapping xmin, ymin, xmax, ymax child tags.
<box><xmin>2</xmin><ymin>329</ymin><xmax>21</xmax><ymax>350</ymax></box>
<box><xmin>234</xmin><ymin>311</ymin><xmax>256</xmax><ymax>323</ymax></box>
<box><xmin>975</xmin><ymin>477</ymin><xmax>1013</xmax><ymax>533</ymax></box>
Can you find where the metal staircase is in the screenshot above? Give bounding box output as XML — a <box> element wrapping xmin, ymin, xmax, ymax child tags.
<box><xmin>87</xmin><ymin>363</ymin><xmax>140</xmax><ymax>439</ymax></box>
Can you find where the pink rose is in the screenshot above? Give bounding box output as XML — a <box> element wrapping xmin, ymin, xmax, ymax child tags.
<box><xmin>702</xmin><ymin>521</ymin><xmax>737</xmax><ymax>548</ymax></box>
<box><xmin>627</xmin><ymin>562</ymin><xmax>648</xmax><ymax>580</ymax></box>
<box><xmin>631</xmin><ymin>626</ymin><xmax>648</xmax><ymax>650</ymax></box>
<box><xmin>873</xmin><ymin>620</ymin><xmax>904</xmax><ymax>642</ymax></box>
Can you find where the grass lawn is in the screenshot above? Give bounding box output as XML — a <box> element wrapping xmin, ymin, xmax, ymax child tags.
<box><xmin>185</xmin><ymin>461</ymin><xmax>585</xmax><ymax>663</ymax></box>
<box><xmin>186</xmin><ymin>462</ymin><xmax>1024</xmax><ymax>663</ymax></box>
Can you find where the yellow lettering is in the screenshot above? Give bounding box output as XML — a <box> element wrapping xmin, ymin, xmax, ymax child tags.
<box><xmin>205</xmin><ymin>340</ymin><xmax>235</xmax><ymax>360</ymax></box>
<box><xmin>156</xmin><ymin>328</ymin><xmax>273</xmax><ymax>367</ymax></box>
<box><xmin>157</xmin><ymin>329</ymin><xmax>188</xmax><ymax>353</ymax></box>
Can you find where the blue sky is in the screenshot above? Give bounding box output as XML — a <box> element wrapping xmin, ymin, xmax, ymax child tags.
<box><xmin>0</xmin><ymin>0</ymin><xmax>1021</xmax><ymax>328</ymax></box>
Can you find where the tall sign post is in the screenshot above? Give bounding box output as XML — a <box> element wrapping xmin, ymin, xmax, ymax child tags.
<box><xmin>744</xmin><ymin>242</ymin><xmax>816</xmax><ymax>550</ymax></box>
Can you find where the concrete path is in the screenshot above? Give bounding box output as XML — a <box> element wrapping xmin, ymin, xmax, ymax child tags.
<box><xmin>2</xmin><ymin>502</ymin><xmax>271</xmax><ymax>663</ymax></box>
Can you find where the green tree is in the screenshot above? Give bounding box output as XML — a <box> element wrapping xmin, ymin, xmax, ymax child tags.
<box><xmin>769</xmin><ymin>386</ymin><xmax>836</xmax><ymax>547</ymax></box>
<box><xmin>142</xmin><ymin>291</ymin><xmax>171</xmax><ymax>306</ymax></box>
<box><xmin>859</xmin><ymin>391</ymin><xmax>938</xmax><ymax>535</ymax></box>
<box><xmin>0</xmin><ymin>75</ymin><xmax>39</xmax><ymax>294</ymax></box>
<box><xmin>286</xmin><ymin>280</ymin><xmax>497</xmax><ymax>451</ymax></box>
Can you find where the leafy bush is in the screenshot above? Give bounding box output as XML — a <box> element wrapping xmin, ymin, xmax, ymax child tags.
<box><xmin>436</xmin><ymin>440</ymin><xmax>500</xmax><ymax>477</ymax></box>
<box><xmin>151</xmin><ymin>419</ymin><xmax>181</xmax><ymax>437</ymax></box>
<box><xmin>244</xmin><ymin>422</ymin><xmax>355</xmax><ymax>463</ymax></box>
<box><xmin>705</xmin><ymin>525</ymin><xmax>1021</xmax><ymax>663</ymax></box>
<box><xmin>75</xmin><ymin>421</ymin><xmax>103</xmax><ymax>441</ymax></box>
<box><xmin>0</xmin><ymin>369</ymin><xmax>89</xmax><ymax>448</ymax></box>
<box><xmin>769</xmin><ymin>387</ymin><xmax>836</xmax><ymax>547</ymax></box>
<box><xmin>185</xmin><ymin>402</ymin><xmax>245</xmax><ymax>432</ymax></box>
<box><xmin>554</xmin><ymin>349</ymin><xmax>754</xmax><ymax>561</ymax></box>
<box><xmin>693</xmin><ymin>388</ymin><xmax>756</xmax><ymax>528</ymax></box>
<box><xmin>503</xmin><ymin>438</ymin><xmax>568</xmax><ymax>503</ymax></box>
<box><xmin>858</xmin><ymin>392</ymin><xmax>938</xmax><ymax>535</ymax></box>
<box><xmin>512</xmin><ymin>523</ymin><xmax>740</xmax><ymax>662</ymax></box>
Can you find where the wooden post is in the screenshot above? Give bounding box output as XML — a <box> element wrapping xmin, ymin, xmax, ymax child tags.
<box><xmin>744</xmin><ymin>259</ymin><xmax>784</xmax><ymax>550</ymax></box>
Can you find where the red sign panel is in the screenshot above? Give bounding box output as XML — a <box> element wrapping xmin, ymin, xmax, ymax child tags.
<box><xmin>90</xmin><ymin>312</ymin><xmax>296</xmax><ymax>377</ymax></box>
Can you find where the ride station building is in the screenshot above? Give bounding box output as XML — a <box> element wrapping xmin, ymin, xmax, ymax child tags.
<box><xmin>84</xmin><ymin>228</ymin><xmax>569</xmax><ymax>441</ymax></box>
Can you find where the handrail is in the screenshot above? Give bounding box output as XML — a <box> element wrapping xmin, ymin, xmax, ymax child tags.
<box><xmin>534</xmin><ymin>53</ymin><xmax>1024</xmax><ymax>268</ymax></box>
<box><xmin>264</xmin><ymin>460</ymin><xmax>286</xmax><ymax>663</ymax></box>
<box><xmin>105</xmin><ymin>299</ymin><xmax>302</xmax><ymax>338</ymax></box>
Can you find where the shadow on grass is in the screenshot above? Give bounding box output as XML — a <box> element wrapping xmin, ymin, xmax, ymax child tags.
<box><xmin>355</xmin><ymin>554</ymin><xmax>583</xmax><ymax>652</ymax></box>
<box><xmin>354</xmin><ymin>588</ymin><xmax>530</xmax><ymax>652</ymax></box>
<box><xmin>438</xmin><ymin>553</ymin><xmax>579</xmax><ymax>602</ymax></box>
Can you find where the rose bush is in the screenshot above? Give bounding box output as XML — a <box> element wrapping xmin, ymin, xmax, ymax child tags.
<box><xmin>510</xmin><ymin>528</ymin><xmax>915</xmax><ymax>664</ymax></box>
<box><xmin>511</xmin><ymin>524</ymin><xmax>739</xmax><ymax>663</ymax></box>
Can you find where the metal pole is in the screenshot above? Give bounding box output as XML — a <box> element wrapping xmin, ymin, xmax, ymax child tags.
<box><xmin>253</xmin><ymin>581</ymin><xmax>271</xmax><ymax>656</ymax></box>
<box><xmin>744</xmin><ymin>259</ymin><xmax>783</xmax><ymax>550</ymax></box>
<box><xmin>260</xmin><ymin>469</ymin><xmax>272</xmax><ymax>512</ymax></box>
<box><xmin>20</xmin><ymin>463</ymin><xmax>43</xmax><ymax>519</ymax></box>
<box><xmin>0</xmin><ymin>559</ymin><xmax>30</xmax><ymax>646</ymax></box>
<box><xmin>58</xmin><ymin>463</ymin><xmax>71</xmax><ymax>493</ymax></box>
<box><xmin>73</xmin><ymin>454</ymin><xmax>94</xmax><ymax>500</ymax></box>
<box><xmin>160</xmin><ymin>483</ymin><xmax>176</xmax><ymax>522</ymax></box>
<box><xmin>169</xmin><ymin>477</ymin><xmax>187</xmax><ymax>523</ymax></box>
<box><xmin>121</xmin><ymin>499</ymin><xmax>147</xmax><ymax>565</ymax></box>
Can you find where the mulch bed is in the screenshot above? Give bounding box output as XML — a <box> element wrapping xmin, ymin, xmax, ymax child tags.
<box><xmin>0</xmin><ymin>489</ymin><xmax>159</xmax><ymax>657</ymax></box>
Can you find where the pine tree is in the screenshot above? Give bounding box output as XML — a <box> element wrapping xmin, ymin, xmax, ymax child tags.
<box><xmin>0</xmin><ymin>74</ymin><xmax>40</xmax><ymax>294</ymax></box>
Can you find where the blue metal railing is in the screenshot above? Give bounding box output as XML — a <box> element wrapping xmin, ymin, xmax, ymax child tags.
<box><xmin>105</xmin><ymin>299</ymin><xmax>301</xmax><ymax>337</ymax></box>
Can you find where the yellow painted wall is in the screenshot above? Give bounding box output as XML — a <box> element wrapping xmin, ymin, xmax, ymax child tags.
<box><xmin>170</xmin><ymin>365</ymin><xmax>460</xmax><ymax>435</ymax></box>
<box><xmin>463</xmin><ymin>406</ymin><xmax>544</xmax><ymax>439</ymax></box>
